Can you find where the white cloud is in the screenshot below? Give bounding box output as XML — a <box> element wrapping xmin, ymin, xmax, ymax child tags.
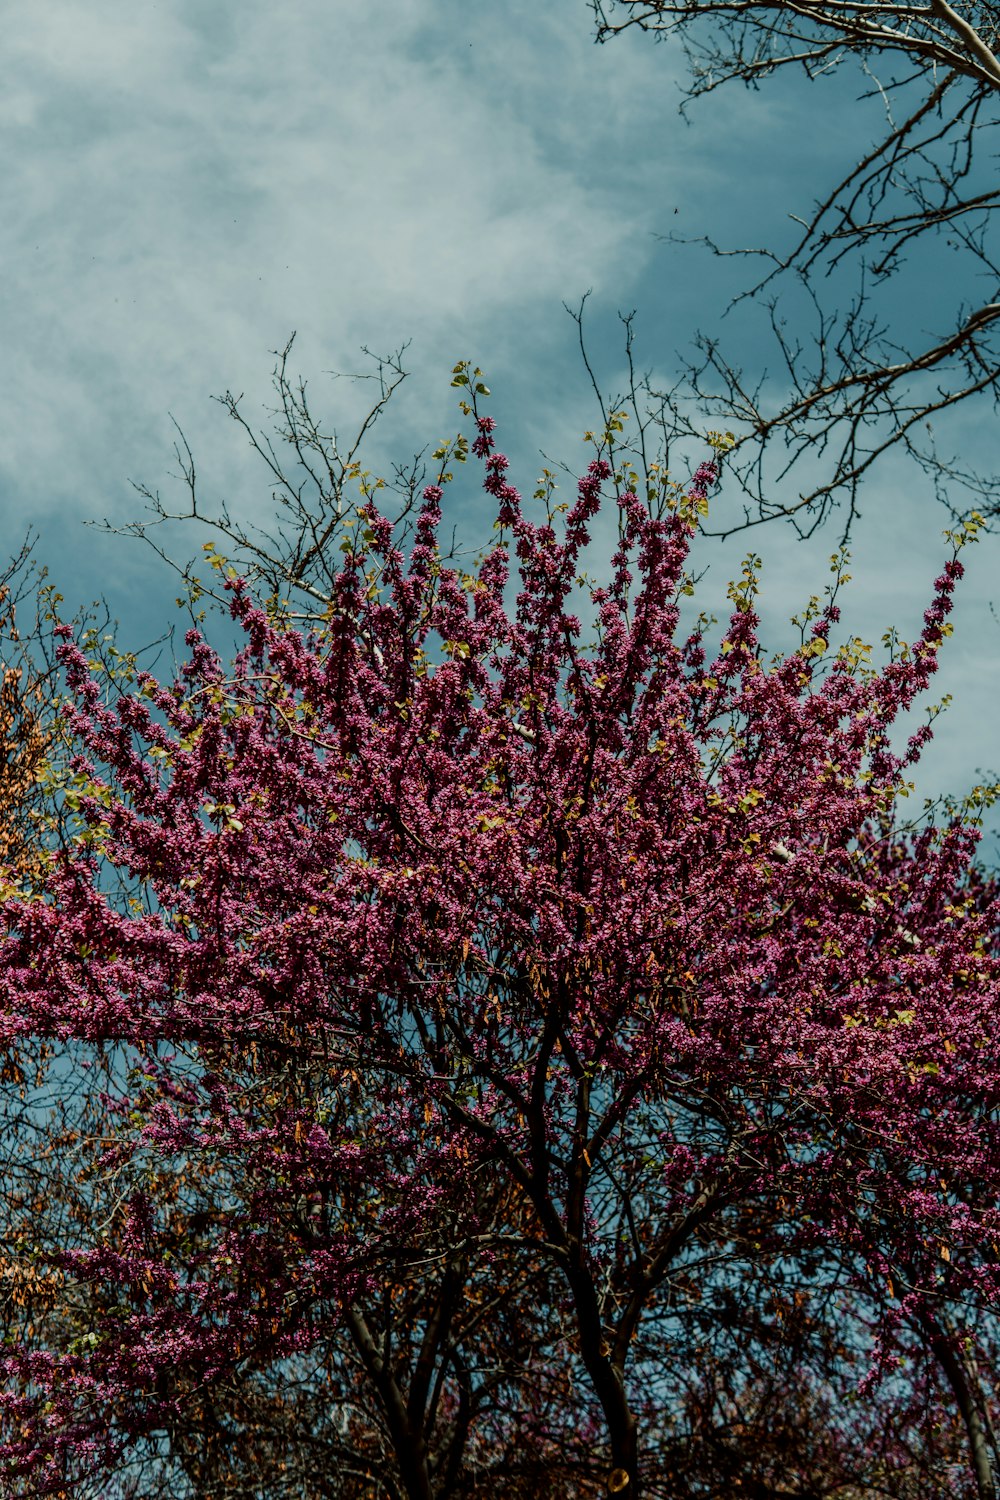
<box><xmin>0</xmin><ymin>0</ymin><xmax>684</xmax><ymax>545</ymax></box>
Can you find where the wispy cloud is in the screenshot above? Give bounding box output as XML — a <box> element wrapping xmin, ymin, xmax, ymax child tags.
<box><xmin>0</xmin><ymin>1</ymin><xmax>682</xmax><ymax>536</ymax></box>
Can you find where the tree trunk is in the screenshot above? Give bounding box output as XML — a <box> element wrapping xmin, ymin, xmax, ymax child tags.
<box><xmin>606</xmin><ymin>1409</ymin><xmax>639</xmax><ymax>1499</ymax></box>
<box><xmin>562</xmin><ymin>1260</ymin><xmax>642</xmax><ymax>1499</ymax></box>
<box><xmin>344</xmin><ymin>1304</ymin><xmax>433</xmax><ymax>1500</ymax></box>
<box><xmin>923</xmin><ymin>1313</ymin><xmax>997</xmax><ymax>1500</ymax></box>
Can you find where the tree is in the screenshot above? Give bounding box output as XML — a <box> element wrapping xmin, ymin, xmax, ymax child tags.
<box><xmin>591</xmin><ymin>0</ymin><xmax>1000</xmax><ymax>532</ymax></box>
<box><xmin>0</xmin><ymin>547</ymin><xmax>64</xmax><ymax>891</ymax></box>
<box><xmin>1</xmin><ymin>377</ymin><xmax>999</xmax><ymax>1498</ymax></box>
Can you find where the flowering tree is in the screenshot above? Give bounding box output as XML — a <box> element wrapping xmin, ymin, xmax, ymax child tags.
<box><xmin>1</xmin><ymin>382</ymin><xmax>999</xmax><ymax>1499</ymax></box>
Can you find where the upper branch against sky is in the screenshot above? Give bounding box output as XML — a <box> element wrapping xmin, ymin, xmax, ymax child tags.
<box><xmin>593</xmin><ymin>0</ymin><xmax>1000</xmax><ymax>532</ymax></box>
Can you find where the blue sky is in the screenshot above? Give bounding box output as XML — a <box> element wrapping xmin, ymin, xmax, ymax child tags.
<box><xmin>3</xmin><ymin>0</ymin><xmax>998</xmax><ymax>830</ymax></box>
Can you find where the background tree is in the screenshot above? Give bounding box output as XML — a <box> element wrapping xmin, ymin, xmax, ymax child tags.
<box><xmin>592</xmin><ymin>0</ymin><xmax>1000</xmax><ymax>532</ymax></box>
<box><xmin>0</xmin><ymin>546</ymin><xmax>64</xmax><ymax>889</ymax></box>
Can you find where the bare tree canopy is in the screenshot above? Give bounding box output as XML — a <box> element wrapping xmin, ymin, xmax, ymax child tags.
<box><xmin>593</xmin><ymin>0</ymin><xmax>1000</xmax><ymax>534</ymax></box>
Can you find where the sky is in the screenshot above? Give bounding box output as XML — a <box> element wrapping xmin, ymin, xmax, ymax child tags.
<box><xmin>3</xmin><ymin>0</ymin><xmax>998</xmax><ymax>837</ymax></box>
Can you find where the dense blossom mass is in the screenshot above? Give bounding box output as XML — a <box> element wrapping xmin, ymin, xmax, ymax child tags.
<box><xmin>0</xmin><ymin>402</ymin><xmax>998</xmax><ymax>1498</ymax></box>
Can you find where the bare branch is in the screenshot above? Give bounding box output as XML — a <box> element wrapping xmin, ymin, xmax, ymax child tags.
<box><xmin>594</xmin><ymin>0</ymin><xmax>1000</xmax><ymax>531</ymax></box>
